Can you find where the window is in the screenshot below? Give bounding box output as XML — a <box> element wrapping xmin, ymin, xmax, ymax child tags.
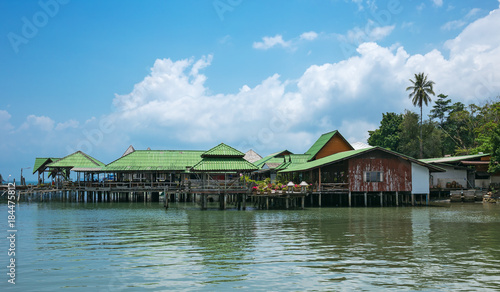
<box><xmin>364</xmin><ymin>171</ymin><xmax>383</xmax><ymax>182</ymax></box>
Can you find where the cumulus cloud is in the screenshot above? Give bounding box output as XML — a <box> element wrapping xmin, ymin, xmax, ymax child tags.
<box><xmin>339</xmin><ymin>20</ymin><xmax>395</xmax><ymax>46</ymax></box>
<box><xmin>108</xmin><ymin>5</ymin><xmax>500</xmax><ymax>153</ymax></box>
<box><xmin>20</xmin><ymin>115</ymin><xmax>55</xmax><ymax>131</ymax></box>
<box><xmin>432</xmin><ymin>0</ymin><xmax>443</xmax><ymax>7</ymax></box>
<box><xmin>253</xmin><ymin>31</ymin><xmax>319</xmax><ymax>51</ymax></box>
<box><xmin>441</xmin><ymin>8</ymin><xmax>482</xmax><ymax>30</ymax></box>
<box><xmin>253</xmin><ymin>35</ymin><xmax>291</xmax><ymax>50</ymax></box>
<box><xmin>0</xmin><ymin>110</ymin><xmax>14</xmax><ymax>131</ymax></box>
<box><xmin>55</xmin><ymin>120</ymin><xmax>80</xmax><ymax>131</ymax></box>
<box><xmin>300</xmin><ymin>31</ymin><xmax>318</xmax><ymax>41</ymax></box>
<box><xmin>7</xmin><ymin>4</ymin><xmax>499</xmax><ymax>160</ymax></box>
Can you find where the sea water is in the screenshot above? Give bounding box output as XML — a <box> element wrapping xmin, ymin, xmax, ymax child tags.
<box><xmin>1</xmin><ymin>201</ymin><xmax>499</xmax><ymax>291</ymax></box>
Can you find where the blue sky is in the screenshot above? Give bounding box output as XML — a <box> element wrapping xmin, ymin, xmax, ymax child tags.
<box><xmin>1</xmin><ymin>0</ymin><xmax>500</xmax><ymax>182</ymax></box>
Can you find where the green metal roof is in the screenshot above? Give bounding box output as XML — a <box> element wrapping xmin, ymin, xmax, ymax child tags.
<box><xmin>47</xmin><ymin>151</ymin><xmax>105</xmax><ymax>170</ymax></box>
<box><xmin>191</xmin><ymin>157</ymin><xmax>258</xmax><ymax>172</ymax></box>
<box><xmin>253</xmin><ymin>150</ymin><xmax>294</xmax><ymax>168</ymax></box>
<box><xmin>304</xmin><ymin>130</ymin><xmax>339</xmax><ymax>159</ymax></box>
<box><xmin>33</xmin><ymin>157</ymin><xmax>59</xmax><ymax>174</ymax></box>
<box><xmin>104</xmin><ymin>150</ymin><xmax>204</xmax><ymax>172</ymax></box>
<box><xmin>280</xmin><ymin>146</ymin><xmax>445</xmax><ymax>173</ymax></box>
<box><xmin>274</xmin><ymin>154</ymin><xmax>310</xmax><ymax>170</ymax></box>
<box><xmin>202</xmin><ymin>143</ymin><xmax>245</xmax><ymax>157</ymax></box>
<box><xmin>420</xmin><ymin>153</ymin><xmax>490</xmax><ymax>164</ymax></box>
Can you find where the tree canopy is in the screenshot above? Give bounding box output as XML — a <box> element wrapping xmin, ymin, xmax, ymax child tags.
<box><xmin>368</xmin><ymin>96</ymin><xmax>500</xmax><ymax>172</ymax></box>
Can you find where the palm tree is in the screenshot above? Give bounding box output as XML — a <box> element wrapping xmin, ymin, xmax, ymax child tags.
<box><xmin>406</xmin><ymin>72</ymin><xmax>435</xmax><ymax>158</ymax></box>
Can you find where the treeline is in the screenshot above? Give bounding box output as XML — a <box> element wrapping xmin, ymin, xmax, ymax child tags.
<box><xmin>367</xmin><ymin>94</ymin><xmax>500</xmax><ymax>172</ymax></box>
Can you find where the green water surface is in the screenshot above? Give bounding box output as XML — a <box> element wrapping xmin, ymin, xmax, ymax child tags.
<box><xmin>1</xmin><ymin>202</ymin><xmax>499</xmax><ymax>291</ymax></box>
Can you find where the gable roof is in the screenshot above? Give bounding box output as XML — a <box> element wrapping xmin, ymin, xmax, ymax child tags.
<box><xmin>122</xmin><ymin>145</ymin><xmax>135</xmax><ymax>157</ymax></box>
<box><xmin>105</xmin><ymin>150</ymin><xmax>204</xmax><ymax>172</ymax></box>
<box><xmin>275</xmin><ymin>154</ymin><xmax>311</xmax><ymax>170</ymax></box>
<box><xmin>47</xmin><ymin>151</ymin><xmax>105</xmax><ymax>171</ymax></box>
<box><xmin>280</xmin><ymin>146</ymin><xmax>445</xmax><ymax>173</ymax></box>
<box><xmin>253</xmin><ymin>150</ymin><xmax>294</xmax><ymax>169</ymax></box>
<box><xmin>305</xmin><ymin>130</ymin><xmax>354</xmax><ymax>160</ymax></box>
<box><xmin>33</xmin><ymin>157</ymin><xmax>59</xmax><ymax>174</ymax></box>
<box><xmin>191</xmin><ymin>157</ymin><xmax>259</xmax><ymax>172</ymax></box>
<box><xmin>243</xmin><ymin>149</ymin><xmax>263</xmax><ymax>163</ymax></box>
<box><xmin>191</xmin><ymin>143</ymin><xmax>258</xmax><ymax>172</ymax></box>
<box><xmin>202</xmin><ymin>143</ymin><xmax>245</xmax><ymax>158</ymax></box>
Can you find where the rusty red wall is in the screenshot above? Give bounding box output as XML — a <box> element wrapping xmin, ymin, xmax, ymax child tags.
<box><xmin>348</xmin><ymin>151</ymin><xmax>412</xmax><ymax>192</ymax></box>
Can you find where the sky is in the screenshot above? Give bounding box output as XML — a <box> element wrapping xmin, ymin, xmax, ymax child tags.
<box><xmin>1</xmin><ymin>0</ymin><xmax>500</xmax><ymax>182</ymax></box>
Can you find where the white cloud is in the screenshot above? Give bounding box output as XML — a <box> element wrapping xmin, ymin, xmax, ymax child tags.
<box><xmin>441</xmin><ymin>8</ymin><xmax>482</xmax><ymax>30</ymax></box>
<box><xmin>7</xmin><ymin>3</ymin><xmax>500</xmax><ymax>161</ymax></box>
<box><xmin>340</xmin><ymin>120</ymin><xmax>378</xmax><ymax>144</ymax></box>
<box><xmin>253</xmin><ymin>31</ymin><xmax>319</xmax><ymax>51</ymax></box>
<box><xmin>0</xmin><ymin>110</ymin><xmax>14</xmax><ymax>131</ymax></box>
<box><xmin>108</xmin><ymin>6</ymin><xmax>500</xmax><ymax>152</ymax></box>
<box><xmin>441</xmin><ymin>20</ymin><xmax>466</xmax><ymax>31</ymax></box>
<box><xmin>55</xmin><ymin>120</ymin><xmax>79</xmax><ymax>131</ymax></box>
<box><xmin>20</xmin><ymin>115</ymin><xmax>55</xmax><ymax>131</ymax></box>
<box><xmin>432</xmin><ymin>0</ymin><xmax>443</xmax><ymax>7</ymax></box>
<box><xmin>300</xmin><ymin>31</ymin><xmax>318</xmax><ymax>41</ymax></box>
<box><xmin>340</xmin><ymin>20</ymin><xmax>395</xmax><ymax>45</ymax></box>
<box><xmin>253</xmin><ymin>35</ymin><xmax>291</xmax><ymax>50</ymax></box>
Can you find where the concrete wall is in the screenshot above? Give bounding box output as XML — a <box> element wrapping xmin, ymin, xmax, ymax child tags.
<box><xmin>430</xmin><ymin>165</ymin><xmax>467</xmax><ymax>188</ymax></box>
<box><xmin>412</xmin><ymin>163</ymin><xmax>429</xmax><ymax>194</ymax></box>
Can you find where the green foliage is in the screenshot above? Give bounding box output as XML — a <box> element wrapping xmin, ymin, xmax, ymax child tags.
<box><xmin>406</xmin><ymin>72</ymin><xmax>436</xmax><ymax>158</ymax></box>
<box><xmin>429</xmin><ymin>94</ymin><xmax>451</xmax><ymax>126</ymax></box>
<box><xmin>368</xmin><ymin>112</ymin><xmax>402</xmax><ymax>151</ymax></box>
<box><xmin>488</xmin><ymin>125</ymin><xmax>500</xmax><ymax>173</ymax></box>
<box><xmin>370</xmin><ymin>95</ymin><xmax>500</xmax><ymax>160</ymax></box>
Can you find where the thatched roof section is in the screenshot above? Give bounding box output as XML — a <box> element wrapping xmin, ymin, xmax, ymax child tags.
<box><xmin>122</xmin><ymin>145</ymin><xmax>135</xmax><ymax>157</ymax></box>
<box><xmin>243</xmin><ymin>149</ymin><xmax>262</xmax><ymax>163</ymax></box>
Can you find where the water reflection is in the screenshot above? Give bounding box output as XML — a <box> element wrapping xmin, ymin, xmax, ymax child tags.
<box><xmin>3</xmin><ymin>201</ymin><xmax>500</xmax><ymax>291</ymax></box>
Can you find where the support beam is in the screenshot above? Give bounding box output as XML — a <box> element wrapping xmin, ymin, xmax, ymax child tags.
<box><xmin>380</xmin><ymin>192</ymin><xmax>383</xmax><ymax>207</ymax></box>
<box><xmin>396</xmin><ymin>191</ymin><xmax>399</xmax><ymax>206</ymax></box>
<box><xmin>364</xmin><ymin>192</ymin><xmax>368</xmax><ymax>207</ymax></box>
<box><xmin>348</xmin><ymin>191</ymin><xmax>352</xmax><ymax>207</ymax></box>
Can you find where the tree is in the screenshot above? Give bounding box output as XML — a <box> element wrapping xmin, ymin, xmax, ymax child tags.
<box><xmin>398</xmin><ymin>110</ymin><xmax>442</xmax><ymax>158</ymax></box>
<box><xmin>488</xmin><ymin>124</ymin><xmax>500</xmax><ymax>174</ymax></box>
<box><xmin>406</xmin><ymin>72</ymin><xmax>435</xmax><ymax>158</ymax></box>
<box><xmin>368</xmin><ymin>112</ymin><xmax>403</xmax><ymax>151</ymax></box>
<box><xmin>429</xmin><ymin>94</ymin><xmax>451</xmax><ymax>127</ymax></box>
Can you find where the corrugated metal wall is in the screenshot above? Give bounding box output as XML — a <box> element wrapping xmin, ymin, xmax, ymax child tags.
<box><xmin>348</xmin><ymin>151</ymin><xmax>412</xmax><ymax>192</ymax></box>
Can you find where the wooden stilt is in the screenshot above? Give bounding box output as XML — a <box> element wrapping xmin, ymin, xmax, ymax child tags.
<box><xmin>364</xmin><ymin>192</ymin><xmax>368</xmax><ymax>207</ymax></box>
<box><xmin>348</xmin><ymin>191</ymin><xmax>352</xmax><ymax>207</ymax></box>
<box><xmin>396</xmin><ymin>191</ymin><xmax>399</xmax><ymax>206</ymax></box>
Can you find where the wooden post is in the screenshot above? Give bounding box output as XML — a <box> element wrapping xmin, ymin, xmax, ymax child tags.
<box><xmin>266</xmin><ymin>197</ymin><xmax>269</xmax><ymax>210</ymax></box>
<box><xmin>380</xmin><ymin>192</ymin><xmax>383</xmax><ymax>207</ymax></box>
<box><xmin>242</xmin><ymin>194</ymin><xmax>246</xmax><ymax>210</ymax></box>
<box><xmin>348</xmin><ymin>191</ymin><xmax>352</xmax><ymax>207</ymax></box>
<box><xmin>318</xmin><ymin>193</ymin><xmax>322</xmax><ymax>207</ymax></box>
<box><xmin>364</xmin><ymin>192</ymin><xmax>368</xmax><ymax>207</ymax></box>
<box><xmin>411</xmin><ymin>193</ymin><xmax>415</xmax><ymax>206</ymax></box>
<box><xmin>318</xmin><ymin>168</ymin><xmax>322</xmax><ymax>192</ymax></box>
<box><xmin>426</xmin><ymin>193</ymin><xmax>429</xmax><ymax>205</ymax></box>
<box><xmin>396</xmin><ymin>191</ymin><xmax>399</xmax><ymax>206</ymax></box>
<box><xmin>301</xmin><ymin>196</ymin><xmax>305</xmax><ymax>210</ymax></box>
